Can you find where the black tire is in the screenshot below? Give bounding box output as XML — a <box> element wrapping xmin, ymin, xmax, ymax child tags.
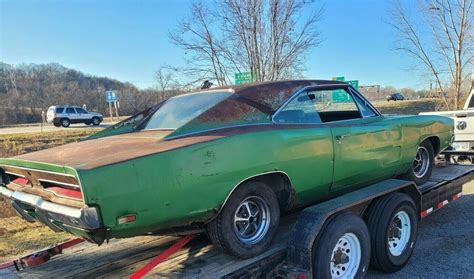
<box><xmin>208</xmin><ymin>181</ymin><xmax>280</xmax><ymax>258</ymax></box>
<box><xmin>53</xmin><ymin>123</ymin><xmax>61</xmax><ymax>127</ymax></box>
<box><xmin>400</xmin><ymin>140</ymin><xmax>434</xmax><ymax>185</ymax></box>
<box><xmin>313</xmin><ymin>212</ymin><xmax>370</xmax><ymax>279</ymax></box>
<box><xmin>365</xmin><ymin>193</ymin><xmax>418</xmax><ymax>273</ymax></box>
<box><xmin>92</xmin><ymin>117</ymin><xmax>101</xmax><ymax>126</ymax></box>
<box><xmin>61</xmin><ymin>118</ymin><xmax>70</xmax><ymax>128</ymax></box>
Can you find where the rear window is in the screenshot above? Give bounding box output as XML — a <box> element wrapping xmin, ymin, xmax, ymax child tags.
<box><xmin>55</xmin><ymin>107</ymin><xmax>64</xmax><ymax>113</ymax></box>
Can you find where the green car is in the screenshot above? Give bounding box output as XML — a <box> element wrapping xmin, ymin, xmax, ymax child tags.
<box><xmin>0</xmin><ymin>80</ymin><xmax>453</xmax><ymax>258</ymax></box>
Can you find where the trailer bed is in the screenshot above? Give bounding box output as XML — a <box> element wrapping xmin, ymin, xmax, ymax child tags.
<box><xmin>5</xmin><ymin>164</ymin><xmax>474</xmax><ymax>279</ymax></box>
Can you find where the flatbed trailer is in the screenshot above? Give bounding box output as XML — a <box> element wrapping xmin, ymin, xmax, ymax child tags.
<box><xmin>2</xmin><ymin>164</ymin><xmax>473</xmax><ymax>278</ymax></box>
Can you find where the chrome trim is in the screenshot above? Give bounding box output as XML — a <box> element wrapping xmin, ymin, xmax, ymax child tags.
<box><xmin>5</xmin><ymin>171</ymin><xmax>26</xmax><ymax>178</ymax></box>
<box><xmin>38</xmin><ymin>178</ymin><xmax>80</xmax><ymax>190</ymax></box>
<box><xmin>347</xmin><ymin>86</ymin><xmax>382</xmax><ymax>117</ymax></box>
<box><xmin>1</xmin><ymin>186</ymin><xmax>81</xmax><ymax>218</ymax></box>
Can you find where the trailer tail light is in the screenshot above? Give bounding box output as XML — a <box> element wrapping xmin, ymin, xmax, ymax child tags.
<box><xmin>117</xmin><ymin>214</ymin><xmax>137</xmax><ymax>225</ymax></box>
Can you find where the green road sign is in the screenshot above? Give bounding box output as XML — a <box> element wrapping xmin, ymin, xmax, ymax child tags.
<box><xmin>332</xmin><ymin>76</ymin><xmax>345</xmax><ymax>82</ymax></box>
<box><xmin>346</xmin><ymin>80</ymin><xmax>359</xmax><ymax>90</ymax></box>
<box><xmin>235</xmin><ymin>72</ymin><xmax>254</xmax><ymax>84</ymax></box>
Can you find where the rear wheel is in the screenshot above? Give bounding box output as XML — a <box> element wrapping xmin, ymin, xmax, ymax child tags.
<box><xmin>365</xmin><ymin>193</ymin><xmax>418</xmax><ymax>273</ymax></box>
<box><xmin>61</xmin><ymin>118</ymin><xmax>70</xmax><ymax>128</ymax></box>
<box><xmin>313</xmin><ymin>212</ymin><xmax>370</xmax><ymax>279</ymax></box>
<box><xmin>400</xmin><ymin>140</ymin><xmax>434</xmax><ymax>185</ymax></box>
<box><xmin>208</xmin><ymin>181</ymin><xmax>280</xmax><ymax>258</ymax></box>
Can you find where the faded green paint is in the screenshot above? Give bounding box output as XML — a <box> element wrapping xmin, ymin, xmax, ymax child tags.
<box><xmin>0</xmin><ymin>114</ymin><xmax>453</xmax><ymax>241</ymax></box>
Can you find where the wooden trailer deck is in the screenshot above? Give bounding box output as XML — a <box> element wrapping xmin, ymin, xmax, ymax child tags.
<box><xmin>3</xmin><ymin>164</ymin><xmax>474</xmax><ymax>279</ymax></box>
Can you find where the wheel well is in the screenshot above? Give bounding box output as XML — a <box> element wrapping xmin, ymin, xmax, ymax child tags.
<box><xmin>232</xmin><ymin>172</ymin><xmax>294</xmax><ymax>212</ymax></box>
<box><xmin>423</xmin><ymin>136</ymin><xmax>440</xmax><ymax>154</ymax></box>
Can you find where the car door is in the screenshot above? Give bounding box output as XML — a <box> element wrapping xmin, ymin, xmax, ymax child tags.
<box><xmin>65</xmin><ymin>107</ymin><xmax>78</xmax><ymax>123</ymax></box>
<box><xmin>310</xmin><ymin>86</ymin><xmax>402</xmax><ymax>192</ymax></box>
<box><xmin>75</xmin><ymin>107</ymin><xmax>89</xmax><ymax>121</ymax></box>
<box><xmin>272</xmin><ymin>89</ymin><xmax>334</xmax><ymax>205</ymax></box>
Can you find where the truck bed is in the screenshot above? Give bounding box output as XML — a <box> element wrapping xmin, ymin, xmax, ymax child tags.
<box><xmin>5</xmin><ymin>164</ymin><xmax>474</xmax><ymax>279</ymax></box>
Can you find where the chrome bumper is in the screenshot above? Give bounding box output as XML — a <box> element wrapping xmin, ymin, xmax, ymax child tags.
<box><xmin>0</xmin><ymin>186</ymin><xmax>101</xmax><ymax>230</ymax></box>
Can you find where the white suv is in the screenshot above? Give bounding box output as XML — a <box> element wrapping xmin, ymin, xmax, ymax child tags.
<box><xmin>46</xmin><ymin>106</ymin><xmax>103</xmax><ymax>127</ymax></box>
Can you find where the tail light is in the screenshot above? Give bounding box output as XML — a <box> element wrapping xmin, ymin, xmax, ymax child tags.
<box><xmin>40</xmin><ymin>180</ymin><xmax>82</xmax><ymax>201</ymax></box>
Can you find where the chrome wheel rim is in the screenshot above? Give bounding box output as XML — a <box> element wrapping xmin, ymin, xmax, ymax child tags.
<box><xmin>93</xmin><ymin>118</ymin><xmax>99</xmax><ymax>124</ymax></box>
<box><xmin>413</xmin><ymin>146</ymin><xmax>429</xmax><ymax>178</ymax></box>
<box><xmin>330</xmin><ymin>233</ymin><xmax>361</xmax><ymax>278</ymax></box>
<box><xmin>62</xmin><ymin>119</ymin><xmax>69</xmax><ymax>126</ymax></box>
<box><xmin>388</xmin><ymin>210</ymin><xmax>411</xmax><ymax>256</ymax></box>
<box><xmin>233</xmin><ymin>196</ymin><xmax>270</xmax><ymax>245</ymax></box>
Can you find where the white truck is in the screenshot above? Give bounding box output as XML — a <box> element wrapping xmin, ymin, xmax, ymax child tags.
<box><xmin>420</xmin><ymin>88</ymin><xmax>474</xmax><ymax>161</ymax></box>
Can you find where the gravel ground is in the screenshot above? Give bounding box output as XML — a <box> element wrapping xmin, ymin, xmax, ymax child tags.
<box><xmin>368</xmin><ymin>180</ymin><xmax>474</xmax><ymax>278</ymax></box>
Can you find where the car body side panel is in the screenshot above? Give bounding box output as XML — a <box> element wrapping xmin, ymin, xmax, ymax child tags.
<box><xmin>330</xmin><ymin>116</ymin><xmax>403</xmax><ymax>191</ymax></box>
<box><xmin>78</xmin><ymin>127</ymin><xmax>334</xmax><ymax>238</ymax></box>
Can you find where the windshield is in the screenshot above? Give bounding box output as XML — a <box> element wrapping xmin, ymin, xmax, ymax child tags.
<box><xmin>144</xmin><ymin>91</ymin><xmax>232</xmax><ymax>130</ymax></box>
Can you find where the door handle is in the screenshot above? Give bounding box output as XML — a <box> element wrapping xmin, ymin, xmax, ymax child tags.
<box><xmin>335</xmin><ymin>134</ymin><xmax>349</xmax><ymax>141</ymax></box>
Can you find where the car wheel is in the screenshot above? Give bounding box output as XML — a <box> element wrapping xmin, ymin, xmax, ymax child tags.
<box><xmin>53</xmin><ymin>123</ymin><xmax>61</xmax><ymax>127</ymax></box>
<box><xmin>365</xmin><ymin>193</ymin><xmax>418</xmax><ymax>273</ymax></box>
<box><xmin>400</xmin><ymin>140</ymin><xmax>434</xmax><ymax>185</ymax></box>
<box><xmin>208</xmin><ymin>181</ymin><xmax>280</xmax><ymax>258</ymax></box>
<box><xmin>61</xmin><ymin>118</ymin><xmax>70</xmax><ymax>128</ymax></box>
<box><xmin>92</xmin><ymin>117</ymin><xmax>101</xmax><ymax>126</ymax></box>
<box><xmin>313</xmin><ymin>212</ymin><xmax>370</xmax><ymax>279</ymax></box>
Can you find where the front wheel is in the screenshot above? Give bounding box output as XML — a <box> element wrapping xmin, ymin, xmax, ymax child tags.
<box><xmin>207</xmin><ymin>181</ymin><xmax>280</xmax><ymax>258</ymax></box>
<box><xmin>400</xmin><ymin>140</ymin><xmax>434</xmax><ymax>185</ymax></box>
<box><xmin>313</xmin><ymin>212</ymin><xmax>371</xmax><ymax>278</ymax></box>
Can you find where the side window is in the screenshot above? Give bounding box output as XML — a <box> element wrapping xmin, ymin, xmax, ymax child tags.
<box><xmin>66</xmin><ymin>107</ymin><xmax>76</xmax><ymax>114</ymax></box>
<box><xmin>310</xmin><ymin>88</ymin><xmax>362</xmax><ymax>122</ymax></box>
<box><xmin>55</xmin><ymin>107</ymin><xmax>64</xmax><ymax>113</ymax></box>
<box><xmin>350</xmin><ymin>89</ymin><xmax>377</xmax><ymax>117</ymax></box>
<box><xmin>76</xmin><ymin>108</ymin><xmax>87</xmax><ymax>114</ymax></box>
<box><xmin>273</xmin><ymin>91</ymin><xmax>322</xmax><ymax>124</ymax></box>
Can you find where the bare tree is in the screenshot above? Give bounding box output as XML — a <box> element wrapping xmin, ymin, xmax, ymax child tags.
<box><xmin>389</xmin><ymin>0</ymin><xmax>474</xmax><ymax>109</ymax></box>
<box><xmin>155</xmin><ymin>66</ymin><xmax>176</xmax><ymax>101</ymax></box>
<box><xmin>170</xmin><ymin>0</ymin><xmax>322</xmax><ymax>86</ymax></box>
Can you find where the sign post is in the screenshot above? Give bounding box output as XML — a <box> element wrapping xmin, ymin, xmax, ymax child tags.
<box><xmin>105</xmin><ymin>91</ymin><xmax>119</xmax><ymax>121</ymax></box>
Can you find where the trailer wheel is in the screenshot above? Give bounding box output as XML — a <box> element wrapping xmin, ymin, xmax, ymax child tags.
<box><xmin>208</xmin><ymin>181</ymin><xmax>280</xmax><ymax>258</ymax></box>
<box><xmin>313</xmin><ymin>212</ymin><xmax>370</xmax><ymax>279</ymax></box>
<box><xmin>400</xmin><ymin>140</ymin><xmax>434</xmax><ymax>185</ymax></box>
<box><xmin>365</xmin><ymin>192</ymin><xmax>418</xmax><ymax>273</ymax></box>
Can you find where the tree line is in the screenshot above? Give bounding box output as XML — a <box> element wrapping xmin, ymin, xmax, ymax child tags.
<box><xmin>0</xmin><ymin>62</ymin><xmax>183</xmax><ymax>125</ymax></box>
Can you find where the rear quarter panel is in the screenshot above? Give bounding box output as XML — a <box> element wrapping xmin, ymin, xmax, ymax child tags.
<box><xmin>397</xmin><ymin>115</ymin><xmax>453</xmax><ymax>170</ymax></box>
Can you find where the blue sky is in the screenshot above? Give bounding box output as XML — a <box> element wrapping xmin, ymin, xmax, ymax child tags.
<box><xmin>0</xmin><ymin>0</ymin><xmax>428</xmax><ymax>89</ymax></box>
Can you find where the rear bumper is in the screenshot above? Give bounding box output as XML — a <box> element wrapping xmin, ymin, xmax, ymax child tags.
<box><xmin>0</xmin><ymin>186</ymin><xmax>105</xmax><ymax>243</ymax></box>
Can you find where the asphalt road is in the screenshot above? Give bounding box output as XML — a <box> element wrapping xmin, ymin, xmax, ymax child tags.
<box><xmin>0</xmin><ymin>122</ymin><xmax>116</xmax><ymax>135</ymax></box>
<box><xmin>368</xmin><ymin>180</ymin><xmax>474</xmax><ymax>278</ymax></box>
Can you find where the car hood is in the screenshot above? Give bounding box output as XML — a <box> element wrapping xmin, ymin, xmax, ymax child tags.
<box><xmin>10</xmin><ymin>130</ymin><xmax>226</xmax><ymax>170</ymax></box>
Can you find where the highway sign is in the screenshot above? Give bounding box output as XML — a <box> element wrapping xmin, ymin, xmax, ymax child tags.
<box><xmin>105</xmin><ymin>91</ymin><xmax>118</xmax><ymax>102</ymax></box>
<box><xmin>346</xmin><ymin>80</ymin><xmax>359</xmax><ymax>90</ymax></box>
<box><xmin>235</xmin><ymin>72</ymin><xmax>254</xmax><ymax>84</ymax></box>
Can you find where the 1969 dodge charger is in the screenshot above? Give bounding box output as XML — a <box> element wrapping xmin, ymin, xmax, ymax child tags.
<box><xmin>0</xmin><ymin>80</ymin><xmax>453</xmax><ymax>258</ymax></box>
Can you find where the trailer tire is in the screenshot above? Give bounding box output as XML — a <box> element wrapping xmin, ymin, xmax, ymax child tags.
<box><xmin>366</xmin><ymin>192</ymin><xmax>418</xmax><ymax>273</ymax></box>
<box><xmin>208</xmin><ymin>181</ymin><xmax>280</xmax><ymax>259</ymax></box>
<box><xmin>400</xmin><ymin>140</ymin><xmax>434</xmax><ymax>185</ymax></box>
<box><xmin>313</xmin><ymin>212</ymin><xmax>370</xmax><ymax>279</ymax></box>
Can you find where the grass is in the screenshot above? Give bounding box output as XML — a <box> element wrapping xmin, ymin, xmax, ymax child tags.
<box><xmin>373</xmin><ymin>98</ymin><xmax>440</xmax><ymax>115</ymax></box>
<box><xmin>0</xmin><ymin>129</ymin><xmax>101</xmax><ymax>263</ymax></box>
